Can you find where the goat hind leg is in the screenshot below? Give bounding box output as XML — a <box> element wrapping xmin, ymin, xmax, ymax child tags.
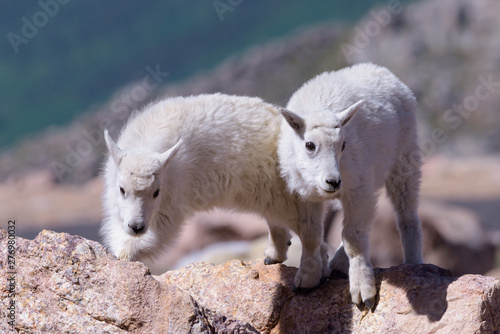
<box><xmin>264</xmin><ymin>225</ymin><xmax>291</xmax><ymax>265</ymax></box>
<box><xmin>386</xmin><ymin>155</ymin><xmax>424</xmax><ymax>264</ymax></box>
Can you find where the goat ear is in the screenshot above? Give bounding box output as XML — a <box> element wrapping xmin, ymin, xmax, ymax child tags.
<box><xmin>280</xmin><ymin>108</ymin><xmax>305</xmax><ymax>136</ymax></box>
<box><xmin>104</xmin><ymin>129</ymin><xmax>125</xmax><ymax>165</ymax></box>
<box><xmin>338</xmin><ymin>100</ymin><xmax>364</xmax><ymax>127</ymax></box>
<box><xmin>158</xmin><ymin>139</ymin><xmax>183</xmax><ymax>167</ymax></box>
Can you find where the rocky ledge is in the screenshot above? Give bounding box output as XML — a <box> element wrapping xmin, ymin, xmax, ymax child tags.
<box><xmin>1</xmin><ymin>230</ymin><xmax>499</xmax><ymax>333</ymax></box>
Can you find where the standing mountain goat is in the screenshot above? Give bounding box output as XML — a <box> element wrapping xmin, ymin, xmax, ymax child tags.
<box><xmin>279</xmin><ymin>63</ymin><xmax>424</xmax><ymax>309</ymax></box>
<box><xmin>102</xmin><ymin>93</ymin><xmax>329</xmax><ymax>289</ymax></box>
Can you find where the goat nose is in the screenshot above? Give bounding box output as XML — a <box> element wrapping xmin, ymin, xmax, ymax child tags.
<box><xmin>325</xmin><ymin>179</ymin><xmax>341</xmax><ymax>190</ymax></box>
<box><xmin>128</xmin><ymin>223</ymin><xmax>145</xmax><ymax>234</ymax></box>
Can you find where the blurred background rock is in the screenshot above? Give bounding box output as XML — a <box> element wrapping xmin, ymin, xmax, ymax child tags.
<box><xmin>1</xmin><ymin>0</ymin><xmax>499</xmax><ymax>277</ymax></box>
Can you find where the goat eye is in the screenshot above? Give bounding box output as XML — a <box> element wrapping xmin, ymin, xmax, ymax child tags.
<box><xmin>341</xmin><ymin>141</ymin><xmax>346</xmax><ymax>152</ymax></box>
<box><xmin>305</xmin><ymin>142</ymin><xmax>316</xmax><ymax>151</ymax></box>
<box><xmin>119</xmin><ymin>187</ymin><xmax>125</xmax><ymax>196</ymax></box>
<box><xmin>153</xmin><ymin>189</ymin><xmax>160</xmax><ymax>198</ymax></box>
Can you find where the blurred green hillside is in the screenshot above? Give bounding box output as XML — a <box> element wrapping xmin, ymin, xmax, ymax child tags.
<box><xmin>0</xmin><ymin>0</ymin><xmax>389</xmax><ymax>149</ymax></box>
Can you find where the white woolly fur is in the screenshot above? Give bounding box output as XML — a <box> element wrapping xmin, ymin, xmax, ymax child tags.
<box><xmin>102</xmin><ymin>93</ymin><xmax>330</xmax><ymax>288</ymax></box>
<box><xmin>278</xmin><ymin>63</ymin><xmax>424</xmax><ymax>308</ymax></box>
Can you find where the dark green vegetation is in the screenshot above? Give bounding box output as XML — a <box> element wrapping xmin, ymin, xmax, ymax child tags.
<box><xmin>0</xmin><ymin>0</ymin><xmax>389</xmax><ymax>148</ymax></box>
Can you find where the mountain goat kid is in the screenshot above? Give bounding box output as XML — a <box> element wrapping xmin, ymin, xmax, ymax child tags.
<box><xmin>279</xmin><ymin>63</ymin><xmax>424</xmax><ymax>309</ymax></box>
<box><xmin>102</xmin><ymin>93</ymin><xmax>329</xmax><ymax>289</ymax></box>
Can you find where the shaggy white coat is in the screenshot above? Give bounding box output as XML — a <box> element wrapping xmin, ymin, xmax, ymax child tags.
<box><xmin>102</xmin><ymin>93</ymin><xmax>329</xmax><ymax>288</ymax></box>
<box><xmin>278</xmin><ymin>63</ymin><xmax>424</xmax><ymax>309</ymax></box>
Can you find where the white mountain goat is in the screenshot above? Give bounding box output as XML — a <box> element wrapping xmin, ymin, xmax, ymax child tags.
<box><xmin>101</xmin><ymin>93</ymin><xmax>329</xmax><ymax>289</ymax></box>
<box><xmin>278</xmin><ymin>63</ymin><xmax>424</xmax><ymax>309</ymax></box>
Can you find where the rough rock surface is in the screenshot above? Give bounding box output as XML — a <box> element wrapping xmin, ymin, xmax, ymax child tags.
<box><xmin>1</xmin><ymin>230</ymin><xmax>499</xmax><ymax>333</ymax></box>
<box><xmin>162</xmin><ymin>260</ymin><xmax>500</xmax><ymax>334</ymax></box>
<box><xmin>0</xmin><ymin>230</ymin><xmax>255</xmax><ymax>333</ymax></box>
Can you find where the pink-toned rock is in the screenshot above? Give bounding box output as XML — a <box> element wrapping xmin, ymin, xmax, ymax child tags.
<box><xmin>162</xmin><ymin>260</ymin><xmax>295</xmax><ymax>333</ymax></box>
<box><xmin>1</xmin><ymin>230</ymin><xmax>499</xmax><ymax>333</ymax></box>
<box><xmin>0</xmin><ymin>230</ymin><xmax>255</xmax><ymax>333</ymax></box>
<box><xmin>161</xmin><ymin>260</ymin><xmax>500</xmax><ymax>334</ymax></box>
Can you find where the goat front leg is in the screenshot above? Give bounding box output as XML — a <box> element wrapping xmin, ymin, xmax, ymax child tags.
<box><xmin>339</xmin><ymin>194</ymin><xmax>377</xmax><ymax>310</ymax></box>
<box><xmin>294</xmin><ymin>203</ymin><xmax>329</xmax><ymax>289</ymax></box>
